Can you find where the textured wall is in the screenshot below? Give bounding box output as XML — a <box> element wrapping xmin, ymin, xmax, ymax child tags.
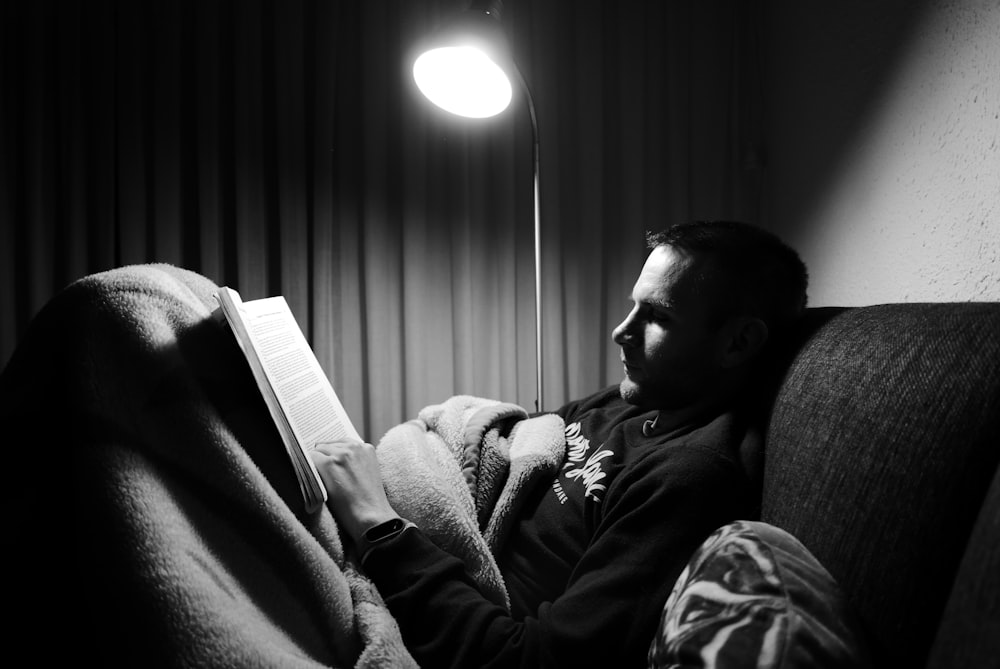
<box><xmin>765</xmin><ymin>0</ymin><xmax>1000</xmax><ymax>307</ymax></box>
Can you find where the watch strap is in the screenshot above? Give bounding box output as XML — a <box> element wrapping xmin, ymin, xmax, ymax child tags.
<box><xmin>357</xmin><ymin>517</ymin><xmax>416</xmax><ymax>564</ymax></box>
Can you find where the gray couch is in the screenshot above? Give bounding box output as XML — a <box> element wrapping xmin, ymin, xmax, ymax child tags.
<box><xmin>757</xmin><ymin>303</ymin><xmax>1000</xmax><ymax>667</ymax></box>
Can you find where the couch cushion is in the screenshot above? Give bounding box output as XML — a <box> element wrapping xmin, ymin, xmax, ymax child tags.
<box><xmin>649</xmin><ymin>520</ymin><xmax>872</xmax><ymax>668</ymax></box>
<box><xmin>762</xmin><ymin>303</ymin><xmax>1000</xmax><ymax>667</ymax></box>
<box><xmin>926</xmin><ymin>458</ymin><xmax>1000</xmax><ymax>668</ymax></box>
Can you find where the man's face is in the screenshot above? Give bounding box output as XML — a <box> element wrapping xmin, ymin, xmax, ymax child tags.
<box><xmin>613</xmin><ymin>245</ymin><xmax>729</xmax><ymax>409</ymax></box>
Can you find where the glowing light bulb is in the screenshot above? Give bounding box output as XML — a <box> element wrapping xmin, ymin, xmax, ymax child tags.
<box><xmin>413</xmin><ymin>46</ymin><xmax>513</xmax><ymax>118</ymax></box>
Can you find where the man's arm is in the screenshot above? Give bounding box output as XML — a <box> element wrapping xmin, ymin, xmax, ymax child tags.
<box><xmin>311</xmin><ymin>441</ymin><xmax>400</xmax><ymax>542</ymax></box>
<box><xmin>312</xmin><ymin>437</ymin><xmax>749</xmax><ymax>668</ymax></box>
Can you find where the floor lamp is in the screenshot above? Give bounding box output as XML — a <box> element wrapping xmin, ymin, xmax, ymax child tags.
<box><xmin>411</xmin><ymin>0</ymin><xmax>544</xmax><ymax>412</ymax></box>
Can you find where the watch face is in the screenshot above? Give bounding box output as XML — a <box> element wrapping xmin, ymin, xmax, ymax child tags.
<box><xmin>365</xmin><ymin>518</ymin><xmax>405</xmax><ymax>542</ymax></box>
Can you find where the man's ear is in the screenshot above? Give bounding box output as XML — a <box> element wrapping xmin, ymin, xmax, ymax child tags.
<box><xmin>717</xmin><ymin>317</ymin><xmax>769</xmax><ymax>369</ymax></box>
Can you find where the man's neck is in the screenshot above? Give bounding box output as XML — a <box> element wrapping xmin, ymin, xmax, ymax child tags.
<box><xmin>646</xmin><ymin>374</ymin><xmax>749</xmax><ymax>436</ymax></box>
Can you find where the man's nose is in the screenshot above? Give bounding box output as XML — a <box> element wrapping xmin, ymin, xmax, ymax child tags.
<box><xmin>612</xmin><ymin>308</ymin><xmax>638</xmax><ymax>347</ymax></box>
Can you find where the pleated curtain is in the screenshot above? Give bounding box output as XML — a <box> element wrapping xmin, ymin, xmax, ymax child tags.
<box><xmin>0</xmin><ymin>0</ymin><xmax>763</xmax><ymax>440</ymax></box>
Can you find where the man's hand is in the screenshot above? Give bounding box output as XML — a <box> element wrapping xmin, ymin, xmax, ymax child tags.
<box><xmin>310</xmin><ymin>440</ymin><xmax>399</xmax><ymax>545</ymax></box>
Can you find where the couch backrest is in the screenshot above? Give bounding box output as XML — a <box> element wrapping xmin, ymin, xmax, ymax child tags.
<box><xmin>759</xmin><ymin>303</ymin><xmax>1000</xmax><ymax>668</ymax></box>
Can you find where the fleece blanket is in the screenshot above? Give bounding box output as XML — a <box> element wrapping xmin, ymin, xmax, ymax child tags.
<box><xmin>377</xmin><ymin>398</ymin><xmax>566</xmax><ymax>610</ymax></box>
<box><xmin>0</xmin><ymin>263</ymin><xmax>564</xmax><ymax>667</ymax></box>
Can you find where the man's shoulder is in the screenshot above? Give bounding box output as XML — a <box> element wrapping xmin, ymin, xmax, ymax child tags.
<box><xmin>649</xmin><ymin>408</ymin><xmax>759</xmax><ymax>480</ymax></box>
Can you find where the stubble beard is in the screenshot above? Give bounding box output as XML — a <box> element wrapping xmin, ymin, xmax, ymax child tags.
<box><xmin>620</xmin><ymin>377</ymin><xmax>653</xmax><ymax>407</ymax></box>
<box><xmin>620</xmin><ymin>375</ymin><xmax>693</xmax><ymax>410</ymax></box>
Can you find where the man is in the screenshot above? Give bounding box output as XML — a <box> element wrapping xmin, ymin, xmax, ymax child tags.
<box><xmin>312</xmin><ymin>220</ymin><xmax>808</xmax><ymax>668</ymax></box>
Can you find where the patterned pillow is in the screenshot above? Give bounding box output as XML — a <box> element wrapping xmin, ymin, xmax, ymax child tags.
<box><xmin>648</xmin><ymin>521</ymin><xmax>873</xmax><ymax>668</ymax></box>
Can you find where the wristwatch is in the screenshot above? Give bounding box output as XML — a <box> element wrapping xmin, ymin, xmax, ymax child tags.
<box><xmin>357</xmin><ymin>517</ymin><xmax>416</xmax><ymax>563</ymax></box>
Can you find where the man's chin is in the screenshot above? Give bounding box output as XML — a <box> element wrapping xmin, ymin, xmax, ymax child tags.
<box><xmin>619</xmin><ymin>379</ymin><xmax>649</xmax><ymax>407</ymax></box>
<box><xmin>620</xmin><ymin>379</ymin><xmax>684</xmax><ymax>409</ymax></box>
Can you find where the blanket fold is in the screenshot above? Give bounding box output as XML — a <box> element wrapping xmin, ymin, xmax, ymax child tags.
<box><xmin>378</xmin><ymin>396</ymin><xmax>566</xmax><ymax>611</ymax></box>
<box><xmin>1</xmin><ymin>264</ymin><xmax>415</xmax><ymax>668</ymax></box>
<box><xmin>1</xmin><ymin>263</ymin><xmax>567</xmax><ymax>666</ymax></box>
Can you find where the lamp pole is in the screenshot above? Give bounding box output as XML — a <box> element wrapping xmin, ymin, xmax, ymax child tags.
<box><xmin>513</xmin><ymin>67</ymin><xmax>543</xmax><ymax>413</ymax></box>
<box><xmin>412</xmin><ymin>0</ymin><xmax>543</xmax><ymax>412</ymax></box>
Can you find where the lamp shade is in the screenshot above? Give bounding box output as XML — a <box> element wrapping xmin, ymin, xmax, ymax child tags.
<box><xmin>411</xmin><ymin>2</ymin><xmax>515</xmax><ymax>118</ymax></box>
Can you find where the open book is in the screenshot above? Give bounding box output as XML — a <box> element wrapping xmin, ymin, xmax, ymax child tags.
<box><xmin>213</xmin><ymin>286</ymin><xmax>362</xmax><ymax>513</ymax></box>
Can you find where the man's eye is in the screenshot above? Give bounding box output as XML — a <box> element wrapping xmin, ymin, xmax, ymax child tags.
<box><xmin>648</xmin><ymin>309</ymin><xmax>671</xmax><ymax>324</ymax></box>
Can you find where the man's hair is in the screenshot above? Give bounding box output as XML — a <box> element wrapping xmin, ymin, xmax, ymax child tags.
<box><xmin>646</xmin><ymin>221</ymin><xmax>809</xmax><ymax>336</ymax></box>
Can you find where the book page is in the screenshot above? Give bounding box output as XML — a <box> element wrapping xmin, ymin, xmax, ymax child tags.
<box><xmin>240</xmin><ymin>296</ymin><xmax>362</xmax><ymax>449</ymax></box>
